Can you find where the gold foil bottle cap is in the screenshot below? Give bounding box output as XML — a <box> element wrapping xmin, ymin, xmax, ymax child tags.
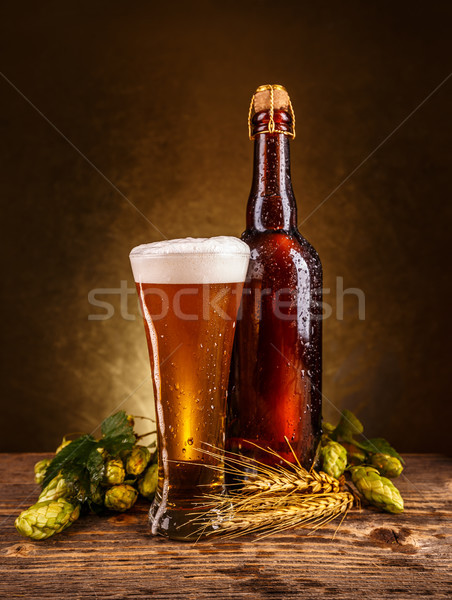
<box><xmin>248</xmin><ymin>84</ymin><xmax>295</xmax><ymax>140</ymax></box>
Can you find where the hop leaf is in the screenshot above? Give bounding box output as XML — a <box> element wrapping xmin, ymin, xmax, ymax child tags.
<box><xmin>333</xmin><ymin>410</ymin><xmax>364</xmax><ymax>442</ymax></box>
<box><xmin>42</xmin><ymin>411</ymin><xmax>136</xmax><ymax>496</ymax></box>
<box><xmin>340</xmin><ymin>442</ymin><xmax>366</xmax><ymax>465</ymax></box>
<box><xmin>350</xmin><ymin>466</ymin><xmax>404</xmax><ymax>514</ymax></box>
<box><xmin>86</xmin><ymin>446</ymin><xmax>106</xmax><ymax>487</ymax></box>
<box><xmin>89</xmin><ymin>481</ymin><xmax>105</xmax><ymax>506</ymax></box>
<box><xmin>100</xmin><ymin>411</ymin><xmax>136</xmax><ymax>455</ymax></box>
<box><xmin>55</xmin><ymin>438</ymin><xmax>72</xmax><ymax>454</ymax></box>
<box><xmin>358</xmin><ymin>438</ymin><xmax>405</xmax><ymax>464</ymax></box>
<box><xmin>321</xmin><ymin>441</ymin><xmax>347</xmax><ymax>479</ymax></box>
<box><xmin>15</xmin><ymin>499</ymin><xmax>80</xmax><ymax>541</ymax></box>
<box><xmin>42</xmin><ymin>434</ymin><xmax>98</xmax><ymax>490</ymax></box>
<box><xmin>104</xmin><ymin>484</ymin><xmax>138</xmax><ymax>512</ymax></box>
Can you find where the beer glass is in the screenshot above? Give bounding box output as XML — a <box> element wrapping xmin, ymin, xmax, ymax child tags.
<box><xmin>130</xmin><ymin>237</ymin><xmax>250</xmax><ymax>539</ymax></box>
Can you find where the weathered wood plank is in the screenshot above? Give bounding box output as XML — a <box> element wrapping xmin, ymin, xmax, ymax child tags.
<box><xmin>1</xmin><ymin>454</ymin><xmax>451</xmax><ymax>599</ymax></box>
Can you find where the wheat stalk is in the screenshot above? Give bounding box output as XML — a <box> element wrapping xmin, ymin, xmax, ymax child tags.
<box><xmin>200</xmin><ymin>492</ymin><xmax>354</xmax><ymax>540</ymax></box>
<box><xmin>196</xmin><ymin>441</ymin><xmax>342</xmax><ymax>497</ymax></box>
<box><xmin>186</xmin><ymin>441</ymin><xmax>354</xmax><ymax>540</ymax></box>
<box><xmin>242</xmin><ymin>468</ymin><xmax>341</xmax><ymax>495</ymax></box>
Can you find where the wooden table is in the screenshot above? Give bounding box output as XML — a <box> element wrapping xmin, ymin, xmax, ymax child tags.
<box><xmin>1</xmin><ymin>453</ymin><xmax>451</xmax><ymax>599</ymax></box>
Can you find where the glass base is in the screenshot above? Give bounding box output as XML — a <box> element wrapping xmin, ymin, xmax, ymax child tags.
<box><xmin>148</xmin><ymin>495</ymin><xmax>225</xmax><ymax>541</ymax></box>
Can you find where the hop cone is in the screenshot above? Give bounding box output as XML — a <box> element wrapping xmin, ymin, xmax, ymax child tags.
<box><xmin>322</xmin><ymin>422</ymin><xmax>336</xmax><ymax>437</ymax></box>
<box><xmin>138</xmin><ymin>463</ymin><xmax>158</xmax><ymax>499</ymax></box>
<box><xmin>321</xmin><ymin>441</ymin><xmax>347</xmax><ymax>479</ymax></box>
<box><xmin>126</xmin><ymin>446</ymin><xmax>151</xmax><ymax>476</ymax></box>
<box><xmin>104</xmin><ymin>484</ymin><xmax>138</xmax><ymax>512</ymax></box>
<box><xmin>350</xmin><ymin>466</ymin><xmax>404</xmax><ymax>513</ymax></box>
<box><xmin>39</xmin><ymin>473</ymin><xmax>72</xmax><ymax>502</ymax></box>
<box><xmin>15</xmin><ymin>499</ymin><xmax>80</xmax><ymax>541</ymax></box>
<box><xmin>370</xmin><ymin>453</ymin><xmax>403</xmax><ymax>478</ymax></box>
<box><xmin>104</xmin><ymin>458</ymin><xmax>125</xmax><ymax>486</ymax></box>
<box><xmin>34</xmin><ymin>459</ymin><xmax>51</xmax><ymax>485</ymax></box>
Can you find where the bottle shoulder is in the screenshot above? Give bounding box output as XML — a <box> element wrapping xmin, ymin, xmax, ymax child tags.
<box><xmin>242</xmin><ymin>229</ymin><xmax>322</xmax><ymax>268</ymax></box>
<box><xmin>241</xmin><ymin>229</ymin><xmax>322</xmax><ymax>286</ymax></box>
<box><xmin>293</xmin><ymin>230</ymin><xmax>322</xmax><ymax>266</ymax></box>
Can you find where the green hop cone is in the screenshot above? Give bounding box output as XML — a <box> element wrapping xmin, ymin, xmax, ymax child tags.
<box><xmin>370</xmin><ymin>453</ymin><xmax>403</xmax><ymax>478</ymax></box>
<box><xmin>138</xmin><ymin>463</ymin><xmax>158</xmax><ymax>499</ymax></box>
<box><xmin>104</xmin><ymin>484</ymin><xmax>138</xmax><ymax>512</ymax></box>
<box><xmin>321</xmin><ymin>441</ymin><xmax>347</xmax><ymax>479</ymax></box>
<box><xmin>350</xmin><ymin>466</ymin><xmax>404</xmax><ymax>514</ymax></box>
<box><xmin>34</xmin><ymin>459</ymin><xmax>51</xmax><ymax>485</ymax></box>
<box><xmin>104</xmin><ymin>458</ymin><xmax>125</xmax><ymax>486</ymax></box>
<box><xmin>322</xmin><ymin>422</ymin><xmax>336</xmax><ymax>437</ymax></box>
<box><xmin>126</xmin><ymin>446</ymin><xmax>151</xmax><ymax>476</ymax></box>
<box><xmin>15</xmin><ymin>499</ymin><xmax>80</xmax><ymax>541</ymax></box>
<box><xmin>38</xmin><ymin>473</ymin><xmax>72</xmax><ymax>502</ymax></box>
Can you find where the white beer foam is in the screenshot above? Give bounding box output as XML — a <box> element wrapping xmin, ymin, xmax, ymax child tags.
<box><xmin>130</xmin><ymin>236</ymin><xmax>250</xmax><ymax>284</ymax></box>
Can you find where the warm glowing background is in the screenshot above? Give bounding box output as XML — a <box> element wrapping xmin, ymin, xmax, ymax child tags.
<box><xmin>1</xmin><ymin>1</ymin><xmax>451</xmax><ymax>452</ymax></box>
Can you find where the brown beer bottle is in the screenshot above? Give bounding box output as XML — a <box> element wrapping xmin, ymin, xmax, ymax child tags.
<box><xmin>226</xmin><ymin>84</ymin><xmax>322</xmax><ymax>469</ymax></box>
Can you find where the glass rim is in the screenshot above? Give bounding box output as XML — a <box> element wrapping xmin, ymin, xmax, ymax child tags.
<box><xmin>129</xmin><ymin>251</ymin><xmax>250</xmax><ymax>259</ymax></box>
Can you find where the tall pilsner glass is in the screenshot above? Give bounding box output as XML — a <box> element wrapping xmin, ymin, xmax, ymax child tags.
<box><xmin>130</xmin><ymin>237</ymin><xmax>250</xmax><ymax>540</ymax></box>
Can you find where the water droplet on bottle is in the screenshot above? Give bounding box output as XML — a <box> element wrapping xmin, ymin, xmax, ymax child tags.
<box><xmin>182</xmin><ymin>448</ymin><xmax>186</xmax><ymax>454</ymax></box>
<box><xmin>187</xmin><ymin>437</ymin><xmax>194</xmax><ymax>445</ymax></box>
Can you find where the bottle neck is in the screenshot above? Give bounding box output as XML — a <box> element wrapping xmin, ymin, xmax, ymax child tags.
<box><xmin>247</xmin><ymin>133</ymin><xmax>297</xmax><ymax>231</ymax></box>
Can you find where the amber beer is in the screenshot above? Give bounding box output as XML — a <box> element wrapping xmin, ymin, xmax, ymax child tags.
<box><xmin>227</xmin><ymin>85</ymin><xmax>323</xmax><ymax>470</ymax></box>
<box><xmin>130</xmin><ymin>237</ymin><xmax>249</xmax><ymax>539</ymax></box>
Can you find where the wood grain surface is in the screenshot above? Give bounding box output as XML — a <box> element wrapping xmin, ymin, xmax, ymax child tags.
<box><xmin>1</xmin><ymin>453</ymin><xmax>451</xmax><ymax>599</ymax></box>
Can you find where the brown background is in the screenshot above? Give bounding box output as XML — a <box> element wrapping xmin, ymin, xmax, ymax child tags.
<box><xmin>1</xmin><ymin>1</ymin><xmax>451</xmax><ymax>453</ymax></box>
